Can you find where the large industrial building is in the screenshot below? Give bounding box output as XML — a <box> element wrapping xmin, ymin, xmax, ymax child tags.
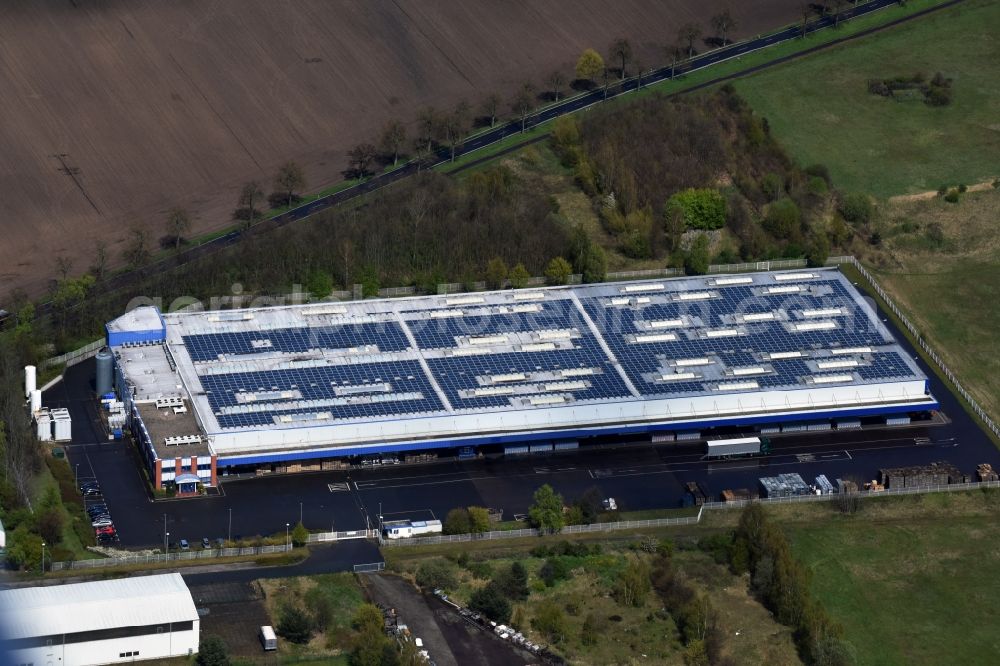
<box><xmin>0</xmin><ymin>573</ymin><xmax>200</xmax><ymax>666</ymax></box>
<box><xmin>104</xmin><ymin>268</ymin><xmax>937</xmax><ymax>490</ymax></box>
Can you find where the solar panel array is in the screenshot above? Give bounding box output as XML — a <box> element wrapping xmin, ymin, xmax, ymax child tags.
<box><xmin>168</xmin><ymin>270</ymin><xmax>924</xmax><ymax>430</ymax></box>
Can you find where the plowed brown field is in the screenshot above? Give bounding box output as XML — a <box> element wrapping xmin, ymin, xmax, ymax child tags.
<box><xmin>0</xmin><ymin>0</ymin><xmax>798</xmax><ymax>299</ymax></box>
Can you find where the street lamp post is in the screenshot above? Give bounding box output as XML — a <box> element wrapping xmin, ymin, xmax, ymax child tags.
<box><xmin>299</xmin><ymin>502</ymin><xmax>303</xmax><ymax>526</ymax></box>
<box><xmin>165</xmin><ymin>532</ymin><xmax>170</xmax><ymax>555</ymax></box>
<box><xmin>285</xmin><ymin>522</ymin><xmax>290</xmax><ymax>550</ymax></box>
<box><xmin>74</xmin><ymin>464</ymin><xmax>79</xmax><ymax>489</ymax></box>
<box><xmin>228</xmin><ymin>508</ymin><xmax>232</xmax><ymax>544</ymax></box>
<box><xmin>163</xmin><ymin>514</ymin><xmax>168</xmax><ymax>553</ymax></box>
<box><xmin>40</xmin><ymin>541</ymin><xmax>45</xmax><ymax>573</ymax></box>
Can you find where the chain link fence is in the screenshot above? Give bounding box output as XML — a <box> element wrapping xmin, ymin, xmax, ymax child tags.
<box><xmin>50</xmin><ymin>543</ymin><xmax>292</xmax><ymax>572</ymax></box>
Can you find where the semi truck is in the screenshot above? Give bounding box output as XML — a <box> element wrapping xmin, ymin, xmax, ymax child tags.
<box><xmin>704</xmin><ymin>436</ymin><xmax>771</xmax><ymax>459</ymax></box>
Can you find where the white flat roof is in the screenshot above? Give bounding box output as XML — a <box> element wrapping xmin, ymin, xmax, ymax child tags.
<box><xmin>0</xmin><ymin>573</ymin><xmax>197</xmax><ymax>639</ymax></box>
<box><xmin>107</xmin><ymin>268</ymin><xmax>932</xmax><ymax>459</ymax></box>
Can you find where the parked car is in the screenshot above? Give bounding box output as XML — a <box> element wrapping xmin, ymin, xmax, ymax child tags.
<box><xmin>83</xmin><ymin>487</ymin><xmax>102</xmax><ymax>497</ymax></box>
<box><xmin>201</xmin><ymin>537</ymin><xmax>211</xmax><ymax>549</ymax></box>
<box><xmin>79</xmin><ymin>481</ymin><xmax>100</xmax><ymax>491</ymax></box>
<box><xmin>92</xmin><ymin>517</ymin><xmax>113</xmax><ymax>528</ymax></box>
<box><xmin>95</xmin><ymin>526</ymin><xmax>116</xmax><ymax>536</ymax></box>
<box><xmin>86</xmin><ymin>506</ymin><xmax>108</xmax><ymax>517</ymax></box>
<box><xmin>97</xmin><ymin>533</ymin><xmax>119</xmax><ymax>544</ymax></box>
<box><xmin>179</xmin><ymin>539</ymin><xmax>190</xmax><ymax>550</ymax></box>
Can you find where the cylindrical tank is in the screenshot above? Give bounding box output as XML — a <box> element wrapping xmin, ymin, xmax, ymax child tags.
<box><xmin>29</xmin><ymin>389</ymin><xmax>42</xmax><ymax>413</ymax></box>
<box><xmin>24</xmin><ymin>365</ymin><xmax>36</xmax><ymax>397</ymax></box>
<box><xmin>95</xmin><ymin>347</ymin><xmax>114</xmax><ymax>397</ymax></box>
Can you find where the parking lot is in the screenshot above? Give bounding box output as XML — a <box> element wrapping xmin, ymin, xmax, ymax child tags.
<box><xmin>44</xmin><ymin>275</ymin><xmax>1000</xmax><ymax>550</ymax></box>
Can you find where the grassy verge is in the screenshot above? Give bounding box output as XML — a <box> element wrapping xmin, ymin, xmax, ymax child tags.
<box><xmin>732</xmin><ymin>0</ymin><xmax>999</xmax><ymax>197</ymax></box>
<box><xmin>866</xmin><ymin>188</ymin><xmax>1000</xmax><ymax>427</ymax></box>
<box><xmin>259</xmin><ymin>573</ymin><xmax>363</xmax><ymax>661</ymax></box>
<box><xmin>786</xmin><ymin>487</ymin><xmax>1000</xmax><ymax>665</ymax></box>
<box><xmin>41</xmin><ymin>546</ymin><xmax>308</xmax><ymax>579</ymax></box>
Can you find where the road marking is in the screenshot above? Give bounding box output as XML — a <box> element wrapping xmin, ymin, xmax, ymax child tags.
<box><xmin>844</xmin><ymin>449</ymin><xmax>853</xmax><ymax>460</ymax></box>
<box><xmin>327</xmin><ymin>482</ymin><xmax>351</xmax><ymax>493</ymax></box>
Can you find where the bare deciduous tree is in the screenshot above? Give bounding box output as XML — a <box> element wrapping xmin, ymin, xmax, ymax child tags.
<box><xmin>481</xmin><ymin>94</ymin><xmax>502</xmax><ymax>128</ymax></box>
<box><xmin>237</xmin><ymin>181</ymin><xmax>263</xmax><ymax>230</ymax></box>
<box><xmin>165</xmin><ymin>207</ymin><xmax>191</xmax><ymax>251</ymax></box>
<box><xmin>511</xmin><ymin>84</ymin><xmax>536</xmax><ymax>132</ymax></box>
<box><xmin>91</xmin><ymin>240</ymin><xmax>108</xmax><ymax>280</ymax></box>
<box><xmin>609</xmin><ymin>38</ymin><xmax>633</xmax><ymax>79</ymax></box>
<box><xmin>123</xmin><ymin>225</ymin><xmax>150</xmax><ymax>268</ymax></box>
<box><xmin>347</xmin><ymin>143</ymin><xmax>378</xmax><ymax>178</ymax></box>
<box><xmin>547</xmin><ymin>70</ymin><xmax>566</xmax><ymax>102</ymax></box>
<box><xmin>441</xmin><ymin>101</ymin><xmax>471</xmax><ymax>162</ymax></box>
<box><xmin>274</xmin><ymin>161</ymin><xmax>306</xmax><ymax>208</ymax></box>
<box><xmin>379</xmin><ymin>120</ymin><xmax>407</xmax><ymax>166</ymax></box>
<box><xmin>417</xmin><ymin>107</ymin><xmax>439</xmax><ymax>153</ymax></box>
<box><xmin>710</xmin><ymin>8</ymin><xmax>737</xmax><ymax>45</ymax></box>
<box><xmin>678</xmin><ymin>23</ymin><xmax>702</xmax><ymax>58</ymax></box>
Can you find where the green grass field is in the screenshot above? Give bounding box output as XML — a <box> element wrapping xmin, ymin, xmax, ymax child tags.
<box><xmin>786</xmin><ymin>489</ymin><xmax>1000</xmax><ymax>665</ymax></box>
<box><xmin>733</xmin><ymin>0</ymin><xmax>1000</xmax><ymax>198</ymax></box>
<box><xmin>872</xmin><ymin>188</ymin><xmax>1000</xmax><ymax>423</ymax></box>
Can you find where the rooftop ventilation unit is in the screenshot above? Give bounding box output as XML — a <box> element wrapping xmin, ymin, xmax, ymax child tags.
<box><xmin>621</xmin><ymin>283</ymin><xmax>664</xmax><ymax>293</ymax></box>
<box><xmin>713</xmin><ymin>276</ymin><xmax>753</xmax><ymax>286</ymax></box>
<box><xmin>446</xmin><ymin>296</ymin><xmax>484</xmax><ymax>306</ymax></box>
<box><xmin>633</xmin><ymin>333</ymin><xmax>677</xmax><ymax>343</ymax></box>
<box><xmin>766</xmin><ymin>286</ymin><xmax>801</xmax><ymax>294</ymax></box>
<box><xmin>774</xmin><ymin>272</ymin><xmax>817</xmax><ymax>281</ymax></box>
<box><xmin>717</xmin><ymin>381</ymin><xmax>759</xmax><ymax>391</ymax></box>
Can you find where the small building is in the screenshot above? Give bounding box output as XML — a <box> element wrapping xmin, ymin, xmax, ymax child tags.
<box><xmin>0</xmin><ymin>573</ymin><xmax>199</xmax><ymax>666</ymax></box>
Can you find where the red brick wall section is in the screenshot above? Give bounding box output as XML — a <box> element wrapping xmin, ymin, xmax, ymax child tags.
<box><xmin>154</xmin><ymin>458</ymin><xmax>162</xmax><ymax>490</ymax></box>
<box><xmin>210</xmin><ymin>455</ymin><xmax>217</xmax><ymax>487</ymax></box>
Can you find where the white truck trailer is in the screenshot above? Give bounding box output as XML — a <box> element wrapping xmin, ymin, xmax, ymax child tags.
<box><xmin>705</xmin><ymin>436</ymin><xmax>764</xmax><ymax>459</ymax></box>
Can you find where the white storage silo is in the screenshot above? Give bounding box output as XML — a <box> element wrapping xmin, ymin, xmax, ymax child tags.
<box><xmin>24</xmin><ymin>365</ymin><xmax>36</xmax><ymax>398</ymax></box>
<box><xmin>29</xmin><ymin>389</ymin><xmax>42</xmax><ymax>413</ymax></box>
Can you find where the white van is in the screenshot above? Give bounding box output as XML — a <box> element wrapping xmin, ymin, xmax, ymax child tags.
<box><xmin>259</xmin><ymin>625</ymin><xmax>277</xmax><ymax>651</ymax></box>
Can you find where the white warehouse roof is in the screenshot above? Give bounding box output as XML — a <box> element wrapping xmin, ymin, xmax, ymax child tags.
<box><xmin>0</xmin><ymin>573</ymin><xmax>198</xmax><ymax>640</ymax></box>
<box><xmin>107</xmin><ymin>269</ymin><xmax>936</xmax><ymax>463</ymax></box>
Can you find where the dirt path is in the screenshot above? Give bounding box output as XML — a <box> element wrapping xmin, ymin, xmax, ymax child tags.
<box><xmin>888</xmin><ymin>179</ymin><xmax>997</xmax><ymax>203</ymax></box>
<box><xmin>364</xmin><ymin>573</ymin><xmax>537</xmax><ymax>666</ymax></box>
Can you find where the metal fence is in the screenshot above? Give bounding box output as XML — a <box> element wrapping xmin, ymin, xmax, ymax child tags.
<box><xmin>49</xmin><ymin>543</ymin><xmax>292</xmax><ymax>571</ymax></box>
<box><xmin>381</xmin><ymin>513</ymin><xmax>702</xmax><ymax>547</ymax></box>
<box><xmin>840</xmin><ymin>256</ymin><xmax>1000</xmax><ymax>440</ymax></box>
<box><xmin>385</xmin><ymin>480</ymin><xmax>1000</xmax><ymax>548</ymax></box>
<box><xmin>354</xmin><ymin>561</ymin><xmax>386</xmax><ymax>573</ymax></box>
<box><xmin>307</xmin><ymin>529</ymin><xmax>374</xmax><ymax>543</ymax></box>
<box><xmin>42</xmin><ymin>338</ymin><xmax>103</xmax><ymax>369</ymax></box>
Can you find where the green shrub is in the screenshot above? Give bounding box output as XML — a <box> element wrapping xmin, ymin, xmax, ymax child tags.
<box><xmin>937</xmin><ymin>184</ymin><xmax>949</xmax><ymax>196</ymax></box>
<box><xmin>807</xmin><ymin>176</ymin><xmax>828</xmax><ymax>197</ymax></box>
<box><xmin>469</xmin><ymin>583</ymin><xmax>511</xmax><ymax>623</ymax></box>
<box><xmin>416</xmin><ymin>558</ymin><xmax>458</xmax><ymax>591</ymax></box>
<box><xmin>763</xmin><ymin>198</ymin><xmax>801</xmax><ymax>240</ymax></box>
<box><xmin>804</xmin><ymin>163</ymin><xmax>832</xmax><ymax>185</ymax></box>
<box><xmin>539</xmin><ymin>557</ymin><xmax>573</xmax><ymax>587</ymax></box>
<box><xmin>277</xmin><ymin>605</ymin><xmax>312</xmax><ymax>644</ymax></box>
<box><xmin>944</xmin><ymin>190</ymin><xmax>960</xmax><ymax>203</ymax></box>
<box><xmin>761</xmin><ymin>173</ymin><xmax>784</xmax><ymax>201</ymax></box>
<box><xmin>684</xmin><ymin>234</ymin><xmax>711</xmax><ymax>276</ymax></box>
<box><xmin>665</xmin><ymin>188</ymin><xmax>727</xmax><ymax>230</ymax></box>
<box><xmin>957</xmin><ymin>183</ymin><xmax>968</xmax><ymax>193</ymax></box>
<box><xmin>838</xmin><ymin>193</ymin><xmax>874</xmax><ymax>225</ymax></box>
